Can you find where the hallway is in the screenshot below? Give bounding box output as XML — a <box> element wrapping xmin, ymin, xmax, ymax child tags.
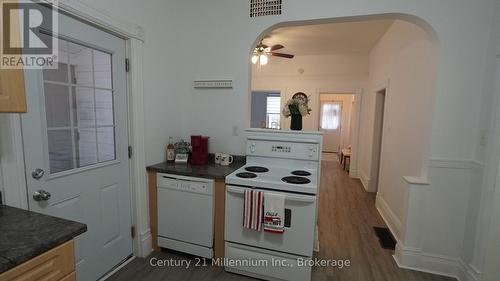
<box><xmin>106</xmin><ymin>156</ymin><xmax>455</xmax><ymax>281</ymax></box>
<box><xmin>315</xmin><ymin>154</ymin><xmax>454</xmax><ymax>280</ymax></box>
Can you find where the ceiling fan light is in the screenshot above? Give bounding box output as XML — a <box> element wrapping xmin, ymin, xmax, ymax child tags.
<box><xmin>251</xmin><ymin>55</ymin><xmax>259</xmax><ymax>64</ymax></box>
<box><xmin>260</xmin><ymin>54</ymin><xmax>268</xmax><ymax>65</ymax></box>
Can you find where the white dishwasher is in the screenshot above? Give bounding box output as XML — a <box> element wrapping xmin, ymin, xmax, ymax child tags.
<box><xmin>157</xmin><ymin>173</ymin><xmax>214</xmax><ymax>258</ymax></box>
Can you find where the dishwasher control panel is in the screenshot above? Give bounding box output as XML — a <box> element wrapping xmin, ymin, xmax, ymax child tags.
<box><xmin>157</xmin><ymin>173</ymin><xmax>214</xmax><ymax>195</ymax></box>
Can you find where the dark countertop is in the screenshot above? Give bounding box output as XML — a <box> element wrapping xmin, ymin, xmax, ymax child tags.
<box><xmin>0</xmin><ymin>205</ymin><xmax>87</xmax><ymax>273</ymax></box>
<box><xmin>146</xmin><ymin>155</ymin><xmax>245</xmax><ymax>179</ymax></box>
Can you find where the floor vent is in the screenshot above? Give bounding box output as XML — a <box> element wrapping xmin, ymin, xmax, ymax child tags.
<box><xmin>250</xmin><ymin>0</ymin><xmax>282</xmax><ymax>18</ymax></box>
<box><xmin>373</xmin><ymin>227</ymin><xmax>396</xmax><ymax>250</ymax></box>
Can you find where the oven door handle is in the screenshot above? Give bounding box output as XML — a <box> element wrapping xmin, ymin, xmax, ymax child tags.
<box><xmin>226</xmin><ymin>186</ymin><xmax>316</xmax><ymax>203</ymax></box>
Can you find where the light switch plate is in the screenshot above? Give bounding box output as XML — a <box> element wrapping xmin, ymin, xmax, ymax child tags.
<box><xmin>194</xmin><ymin>80</ymin><xmax>233</xmax><ymax>89</ymax></box>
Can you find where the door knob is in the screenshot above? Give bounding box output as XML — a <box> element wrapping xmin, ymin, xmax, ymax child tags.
<box><xmin>33</xmin><ymin>190</ymin><xmax>51</xmax><ymax>201</ymax></box>
<box><xmin>31</xmin><ymin>168</ymin><xmax>45</xmax><ymax>179</ymax></box>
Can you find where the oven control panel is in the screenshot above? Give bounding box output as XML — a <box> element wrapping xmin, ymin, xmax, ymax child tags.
<box><xmin>247</xmin><ymin>140</ymin><xmax>320</xmax><ymax>161</ymax></box>
<box><xmin>271</xmin><ymin>145</ymin><xmax>291</xmax><ymax>153</ymax></box>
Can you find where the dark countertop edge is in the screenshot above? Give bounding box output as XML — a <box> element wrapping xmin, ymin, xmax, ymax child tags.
<box><xmin>0</xmin><ymin>206</ymin><xmax>87</xmax><ymax>273</ymax></box>
<box><xmin>3</xmin><ymin>225</ymin><xmax>88</xmax><ymax>267</ymax></box>
<box><xmin>146</xmin><ymin>155</ymin><xmax>246</xmax><ymax>180</ymax></box>
<box><xmin>145</xmin><ymin>162</ymin><xmax>245</xmax><ymax>179</ymax></box>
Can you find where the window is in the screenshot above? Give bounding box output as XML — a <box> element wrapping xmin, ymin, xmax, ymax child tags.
<box><xmin>266</xmin><ymin>95</ymin><xmax>281</xmax><ymax>129</ymax></box>
<box><xmin>42</xmin><ymin>37</ymin><xmax>116</xmax><ymax>174</ymax></box>
<box><xmin>320</xmin><ymin>103</ymin><xmax>340</xmax><ymax>130</ymax></box>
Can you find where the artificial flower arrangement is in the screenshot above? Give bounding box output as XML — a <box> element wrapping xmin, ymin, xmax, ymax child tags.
<box><xmin>282</xmin><ymin>92</ymin><xmax>312</xmax><ymax>117</ymax></box>
<box><xmin>282</xmin><ymin>92</ymin><xmax>312</xmax><ymax>130</ymax></box>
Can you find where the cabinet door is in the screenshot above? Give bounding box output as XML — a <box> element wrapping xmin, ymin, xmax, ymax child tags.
<box><xmin>0</xmin><ymin>240</ymin><xmax>75</xmax><ymax>281</ymax></box>
<box><xmin>0</xmin><ymin>0</ymin><xmax>26</xmax><ymax>113</ymax></box>
<box><xmin>0</xmin><ymin>68</ymin><xmax>26</xmax><ymax>112</ymax></box>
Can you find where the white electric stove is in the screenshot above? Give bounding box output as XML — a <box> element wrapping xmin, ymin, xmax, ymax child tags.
<box><xmin>224</xmin><ymin>129</ymin><xmax>323</xmax><ymax>281</ymax></box>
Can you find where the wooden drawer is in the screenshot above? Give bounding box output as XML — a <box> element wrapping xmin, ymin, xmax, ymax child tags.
<box><xmin>0</xmin><ymin>240</ymin><xmax>75</xmax><ymax>281</ymax></box>
<box><xmin>59</xmin><ymin>272</ymin><xmax>76</xmax><ymax>281</ymax></box>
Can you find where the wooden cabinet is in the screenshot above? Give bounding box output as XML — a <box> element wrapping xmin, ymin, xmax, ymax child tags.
<box><xmin>0</xmin><ymin>0</ymin><xmax>26</xmax><ymax>113</ymax></box>
<box><xmin>0</xmin><ymin>68</ymin><xmax>26</xmax><ymax>113</ymax></box>
<box><xmin>0</xmin><ymin>240</ymin><xmax>76</xmax><ymax>281</ymax></box>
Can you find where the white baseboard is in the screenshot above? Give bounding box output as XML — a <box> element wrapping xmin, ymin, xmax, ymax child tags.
<box><xmin>140</xmin><ymin>229</ymin><xmax>153</xmax><ymax>257</ymax></box>
<box><xmin>394</xmin><ymin>243</ymin><xmax>480</xmax><ymax>281</ymax></box>
<box><xmin>349</xmin><ymin>168</ymin><xmax>358</xmax><ymax>178</ymax></box>
<box><xmin>375</xmin><ymin>194</ymin><xmax>401</xmax><ymax>240</ymax></box>
<box><xmin>359</xmin><ymin>171</ymin><xmax>371</xmax><ymax>192</ymax></box>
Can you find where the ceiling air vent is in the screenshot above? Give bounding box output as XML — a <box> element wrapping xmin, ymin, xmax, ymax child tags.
<box><xmin>250</xmin><ymin>0</ymin><xmax>282</xmax><ymax>18</ymax></box>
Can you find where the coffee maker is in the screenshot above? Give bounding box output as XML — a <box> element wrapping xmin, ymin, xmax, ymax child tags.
<box><xmin>190</xmin><ymin>135</ymin><xmax>209</xmax><ymax>165</ymax></box>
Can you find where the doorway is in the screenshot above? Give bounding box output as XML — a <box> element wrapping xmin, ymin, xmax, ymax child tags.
<box><xmin>371</xmin><ymin>89</ymin><xmax>387</xmax><ymax>192</ymax></box>
<box><xmin>319</xmin><ymin>93</ymin><xmax>356</xmax><ymax>155</ymax></box>
<box><xmin>21</xmin><ymin>7</ymin><xmax>133</xmax><ymax>281</ymax></box>
<box><xmin>320</xmin><ymin>100</ymin><xmax>342</xmax><ymax>152</ymax></box>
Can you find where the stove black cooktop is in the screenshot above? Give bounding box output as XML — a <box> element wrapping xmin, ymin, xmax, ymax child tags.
<box><xmin>245</xmin><ymin>166</ymin><xmax>269</xmax><ymax>173</ymax></box>
<box><xmin>291</xmin><ymin>170</ymin><xmax>311</xmax><ymax>176</ymax></box>
<box><xmin>236</xmin><ymin>172</ymin><xmax>258</xmax><ymax>178</ymax></box>
<box><xmin>281</xmin><ymin>176</ymin><xmax>311</xmax><ymax>184</ymax></box>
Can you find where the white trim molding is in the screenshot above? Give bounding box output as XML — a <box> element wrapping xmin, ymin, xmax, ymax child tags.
<box><xmin>359</xmin><ymin>170</ymin><xmax>371</xmax><ymax>192</ymax></box>
<box><xmin>375</xmin><ymin>193</ymin><xmax>402</xmax><ymax>241</ymax></box>
<box><xmin>428</xmin><ymin>158</ymin><xmax>484</xmax><ymax>170</ymax></box>
<box><xmin>0</xmin><ymin>115</ymin><xmax>28</xmax><ymax>209</ymax></box>
<box><xmin>126</xmin><ymin>38</ymin><xmax>151</xmax><ymax>257</ymax></box>
<box><xmin>393</xmin><ymin>158</ymin><xmax>484</xmax><ymax>281</ymax></box>
<box><xmin>56</xmin><ymin>0</ymin><xmax>144</xmax><ymax>41</ymax></box>
<box><xmin>394</xmin><ymin>242</ymin><xmax>481</xmax><ymax>281</ymax></box>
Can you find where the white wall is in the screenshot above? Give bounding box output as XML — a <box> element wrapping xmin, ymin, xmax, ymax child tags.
<box><xmin>358</xmin><ymin>20</ymin><xmax>436</xmax><ymax>221</ymax></box>
<box><xmin>252</xmin><ymin>54</ymin><xmax>368</xmax><ymax>132</ymax></box>
<box><xmin>76</xmin><ymin>0</ymin><xmax>183</xmax><ymax>166</ymax></box>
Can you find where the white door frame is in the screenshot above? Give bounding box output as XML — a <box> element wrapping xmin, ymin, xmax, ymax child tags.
<box><xmin>315</xmin><ymin>88</ymin><xmax>363</xmax><ymax>178</ymax></box>
<box><xmin>0</xmin><ymin>0</ymin><xmax>151</xmax><ymax>258</ymax></box>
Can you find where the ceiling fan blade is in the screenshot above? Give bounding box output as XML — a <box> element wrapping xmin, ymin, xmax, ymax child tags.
<box><xmin>270</xmin><ymin>52</ymin><xmax>294</xmax><ymax>59</ymax></box>
<box><xmin>270</xmin><ymin>44</ymin><xmax>284</xmax><ymax>51</ymax></box>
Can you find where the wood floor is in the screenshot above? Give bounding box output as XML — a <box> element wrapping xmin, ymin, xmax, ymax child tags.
<box><xmin>107</xmin><ymin>156</ymin><xmax>455</xmax><ymax>281</ymax></box>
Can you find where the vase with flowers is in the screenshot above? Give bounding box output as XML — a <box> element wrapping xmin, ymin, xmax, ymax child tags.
<box><xmin>282</xmin><ymin>92</ymin><xmax>312</xmax><ymax>130</ymax></box>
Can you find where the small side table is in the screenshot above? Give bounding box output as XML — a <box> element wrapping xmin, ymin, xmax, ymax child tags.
<box><xmin>341</xmin><ymin>149</ymin><xmax>351</xmax><ymax>172</ymax></box>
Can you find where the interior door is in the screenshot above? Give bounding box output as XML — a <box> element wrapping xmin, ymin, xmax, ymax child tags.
<box><xmin>21</xmin><ymin>7</ymin><xmax>132</xmax><ymax>281</ymax></box>
<box><xmin>320</xmin><ymin>101</ymin><xmax>342</xmax><ymax>153</ymax></box>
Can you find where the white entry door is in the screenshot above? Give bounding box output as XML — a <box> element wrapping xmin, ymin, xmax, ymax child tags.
<box><xmin>320</xmin><ymin>101</ymin><xmax>342</xmax><ymax>152</ymax></box>
<box><xmin>21</xmin><ymin>7</ymin><xmax>132</xmax><ymax>281</ymax></box>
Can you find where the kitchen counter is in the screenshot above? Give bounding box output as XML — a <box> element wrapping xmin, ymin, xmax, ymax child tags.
<box><xmin>0</xmin><ymin>205</ymin><xmax>87</xmax><ymax>273</ymax></box>
<box><xmin>146</xmin><ymin>155</ymin><xmax>245</xmax><ymax>179</ymax></box>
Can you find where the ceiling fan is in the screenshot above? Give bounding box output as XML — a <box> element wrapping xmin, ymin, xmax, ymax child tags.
<box><xmin>251</xmin><ymin>41</ymin><xmax>294</xmax><ymax>65</ymax></box>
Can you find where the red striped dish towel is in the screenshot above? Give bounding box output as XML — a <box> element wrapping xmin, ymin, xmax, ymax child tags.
<box><xmin>263</xmin><ymin>192</ymin><xmax>285</xmax><ymax>234</ymax></box>
<box><xmin>243</xmin><ymin>189</ymin><xmax>263</xmax><ymax>231</ymax></box>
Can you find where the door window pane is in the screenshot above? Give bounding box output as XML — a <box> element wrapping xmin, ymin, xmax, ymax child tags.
<box><xmin>48</xmin><ymin>130</ymin><xmax>74</xmax><ymax>173</ymax></box>
<box><xmin>42</xmin><ymin>35</ymin><xmax>68</xmax><ymax>83</ymax></box>
<box><xmin>73</xmin><ymin>87</ymin><xmax>95</xmax><ymax>127</ymax></box>
<box><xmin>93</xmin><ymin>50</ymin><xmax>112</xmax><ymax>89</ymax></box>
<box><xmin>44</xmin><ymin>83</ymin><xmax>71</xmax><ymax>128</ymax></box>
<box><xmin>69</xmin><ymin>42</ymin><xmax>93</xmax><ymax>86</ymax></box>
<box><xmin>95</xmin><ymin>90</ymin><xmax>114</xmax><ymax>126</ymax></box>
<box><xmin>320</xmin><ymin>103</ymin><xmax>340</xmax><ymax>130</ymax></box>
<box><xmin>42</xmin><ymin>36</ymin><xmax>117</xmax><ymax>174</ymax></box>
<box><xmin>97</xmin><ymin>127</ymin><xmax>115</xmax><ymax>162</ymax></box>
<box><xmin>75</xmin><ymin>128</ymin><xmax>97</xmax><ymax>167</ymax></box>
